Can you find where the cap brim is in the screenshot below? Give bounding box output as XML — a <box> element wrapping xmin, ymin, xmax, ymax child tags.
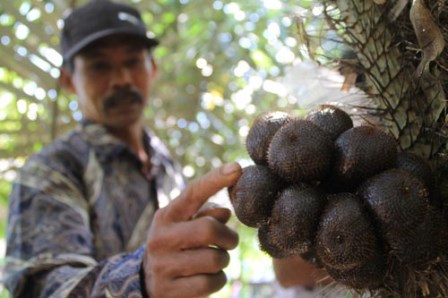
<box><xmin>63</xmin><ymin>28</ymin><xmax>159</xmax><ymax>62</ymax></box>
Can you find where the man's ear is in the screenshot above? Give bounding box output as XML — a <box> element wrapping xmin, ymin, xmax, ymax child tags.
<box><xmin>59</xmin><ymin>67</ymin><xmax>76</xmax><ymax>94</ymax></box>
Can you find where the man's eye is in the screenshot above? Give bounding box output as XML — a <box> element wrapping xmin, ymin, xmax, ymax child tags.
<box><xmin>125</xmin><ymin>58</ymin><xmax>142</xmax><ymax>68</ymax></box>
<box><xmin>90</xmin><ymin>62</ymin><xmax>110</xmax><ymax>71</ymax></box>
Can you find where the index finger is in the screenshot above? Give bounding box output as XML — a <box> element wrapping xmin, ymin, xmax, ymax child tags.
<box><xmin>166</xmin><ymin>162</ymin><xmax>242</xmax><ymax>222</ymax></box>
<box><xmin>194</xmin><ymin>204</ymin><xmax>232</xmax><ymax>224</ymax></box>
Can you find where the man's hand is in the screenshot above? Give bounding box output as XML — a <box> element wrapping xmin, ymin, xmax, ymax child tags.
<box><xmin>143</xmin><ymin>162</ymin><xmax>242</xmax><ymax>298</ymax></box>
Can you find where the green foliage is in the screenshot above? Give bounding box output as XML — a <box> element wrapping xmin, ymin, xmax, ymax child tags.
<box><xmin>0</xmin><ymin>289</ymin><xmax>10</xmax><ymax>298</ymax></box>
<box><xmin>0</xmin><ymin>0</ymin><xmax>327</xmax><ymax>175</ymax></box>
<box><xmin>0</xmin><ymin>180</ymin><xmax>11</xmax><ymax>236</ymax></box>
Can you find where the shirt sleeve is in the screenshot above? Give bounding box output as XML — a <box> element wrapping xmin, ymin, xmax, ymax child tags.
<box><xmin>4</xmin><ymin>155</ymin><xmax>148</xmax><ymax>297</ymax></box>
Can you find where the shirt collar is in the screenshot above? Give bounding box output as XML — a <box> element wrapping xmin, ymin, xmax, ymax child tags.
<box><xmin>77</xmin><ymin>120</ymin><xmax>144</xmax><ymax>164</ymax></box>
<box><xmin>77</xmin><ymin>120</ymin><xmax>176</xmax><ymax>180</ymax></box>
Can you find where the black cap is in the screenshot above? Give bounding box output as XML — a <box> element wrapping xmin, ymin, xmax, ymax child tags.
<box><xmin>60</xmin><ymin>0</ymin><xmax>159</xmax><ymax>63</ymax></box>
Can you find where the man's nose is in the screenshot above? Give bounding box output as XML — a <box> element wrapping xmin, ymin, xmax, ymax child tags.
<box><xmin>111</xmin><ymin>67</ymin><xmax>132</xmax><ymax>89</ymax></box>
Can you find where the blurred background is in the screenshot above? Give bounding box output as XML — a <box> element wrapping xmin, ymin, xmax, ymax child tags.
<box><xmin>0</xmin><ymin>0</ymin><xmax>347</xmax><ymax>296</ymax></box>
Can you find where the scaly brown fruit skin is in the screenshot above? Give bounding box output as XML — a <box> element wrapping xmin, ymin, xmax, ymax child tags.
<box><xmin>258</xmin><ymin>223</ymin><xmax>287</xmax><ymax>259</ymax></box>
<box><xmin>244</xmin><ymin>0</ymin><xmax>448</xmax><ymax>294</ymax></box>
<box><xmin>268</xmin><ymin>119</ymin><xmax>334</xmax><ymax>183</ymax></box>
<box><xmin>306</xmin><ymin>104</ymin><xmax>354</xmax><ymax>141</ymax></box>
<box><xmin>315</xmin><ymin>192</ymin><xmax>386</xmax><ymax>290</ymax></box>
<box><xmin>390</xmin><ymin>206</ymin><xmax>447</xmax><ymax>267</ymax></box>
<box><xmin>332</xmin><ymin>125</ymin><xmax>397</xmax><ymax>191</ymax></box>
<box><xmin>304</xmin><ymin>0</ymin><xmax>448</xmax><ymax>294</ymax></box>
<box><xmin>246</xmin><ymin>111</ymin><xmax>292</xmax><ymax>165</ymax></box>
<box><xmin>258</xmin><ymin>184</ymin><xmax>327</xmax><ymax>257</ymax></box>
<box><xmin>395</xmin><ymin>151</ymin><xmax>439</xmax><ymax>207</ymax></box>
<box><xmin>396</xmin><ymin>151</ymin><xmax>434</xmax><ymax>190</ymax></box>
<box><xmin>228</xmin><ymin>165</ymin><xmax>284</xmax><ymax>228</ymax></box>
<box><xmin>325</xmin><ymin>261</ymin><xmax>385</xmax><ymax>290</ymax></box>
<box><xmin>357</xmin><ymin>169</ymin><xmax>431</xmax><ymax>264</ymax></box>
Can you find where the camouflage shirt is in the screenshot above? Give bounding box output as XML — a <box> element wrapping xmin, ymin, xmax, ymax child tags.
<box><xmin>5</xmin><ymin>121</ymin><xmax>186</xmax><ymax>297</ymax></box>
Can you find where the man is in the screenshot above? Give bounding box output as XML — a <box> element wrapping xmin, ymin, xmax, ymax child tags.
<box><xmin>4</xmin><ymin>0</ymin><xmax>242</xmax><ymax>297</ymax></box>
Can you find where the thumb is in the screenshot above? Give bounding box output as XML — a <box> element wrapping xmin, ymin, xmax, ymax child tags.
<box><xmin>165</xmin><ymin>162</ymin><xmax>242</xmax><ymax>222</ymax></box>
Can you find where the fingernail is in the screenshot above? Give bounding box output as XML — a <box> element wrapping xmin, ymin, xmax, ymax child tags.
<box><xmin>221</xmin><ymin>162</ymin><xmax>241</xmax><ymax>176</ymax></box>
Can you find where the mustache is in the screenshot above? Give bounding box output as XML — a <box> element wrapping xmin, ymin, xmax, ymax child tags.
<box><xmin>103</xmin><ymin>89</ymin><xmax>144</xmax><ymax>112</ymax></box>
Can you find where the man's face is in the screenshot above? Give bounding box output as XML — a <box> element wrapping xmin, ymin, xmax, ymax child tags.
<box><xmin>64</xmin><ymin>36</ymin><xmax>157</xmax><ymax>129</ymax></box>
